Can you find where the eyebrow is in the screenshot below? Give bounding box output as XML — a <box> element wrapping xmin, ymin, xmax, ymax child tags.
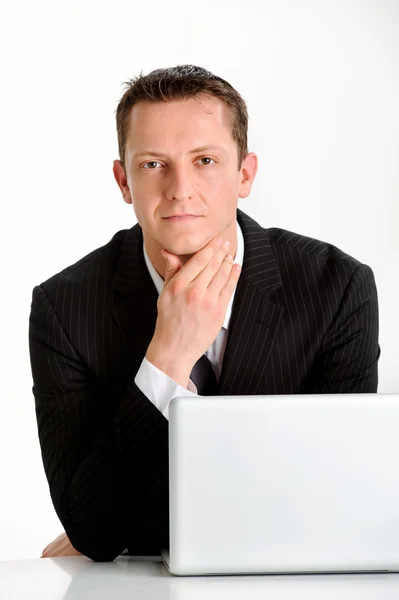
<box><xmin>133</xmin><ymin>145</ymin><xmax>226</xmax><ymax>159</ymax></box>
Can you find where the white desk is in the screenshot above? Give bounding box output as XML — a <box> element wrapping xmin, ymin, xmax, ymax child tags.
<box><xmin>1</xmin><ymin>556</ymin><xmax>399</xmax><ymax>599</ymax></box>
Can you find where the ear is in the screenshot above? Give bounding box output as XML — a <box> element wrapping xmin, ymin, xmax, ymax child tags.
<box><xmin>238</xmin><ymin>152</ymin><xmax>258</xmax><ymax>199</ymax></box>
<box><xmin>113</xmin><ymin>160</ymin><xmax>133</xmax><ymax>205</ymax></box>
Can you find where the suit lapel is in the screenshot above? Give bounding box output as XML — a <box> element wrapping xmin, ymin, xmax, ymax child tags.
<box><xmin>111</xmin><ymin>223</ymin><xmax>159</xmax><ymax>368</ymax></box>
<box><xmin>111</xmin><ymin>209</ymin><xmax>284</xmax><ymax>393</ymax></box>
<box><xmin>218</xmin><ymin>210</ymin><xmax>284</xmax><ymax>395</ymax></box>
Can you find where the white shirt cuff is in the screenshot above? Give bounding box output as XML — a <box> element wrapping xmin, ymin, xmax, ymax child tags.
<box><xmin>134</xmin><ymin>357</ymin><xmax>197</xmax><ymax>420</ymax></box>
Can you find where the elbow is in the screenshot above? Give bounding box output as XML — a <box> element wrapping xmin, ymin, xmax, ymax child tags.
<box><xmin>66</xmin><ymin>529</ymin><xmax>124</xmax><ymax>563</ymax></box>
<box><xmin>85</xmin><ymin>549</ymin><xmax>119</xmax><ymax>563</ymax></box>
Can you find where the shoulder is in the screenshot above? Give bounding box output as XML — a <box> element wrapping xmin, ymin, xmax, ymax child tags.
<box><xmin>238</xmin><ymin>206</ymin><xmax>375</xmax><ymax>300</ymax></box>
<box><xmin>33</xmin><ymin>227</ymin><xmax>130</xmax><ymax>306</ymax></box>
<box><xmin>265</xmin><ymin>226</ymin><xmax>375</xmax><ymax>301</ymax></box>
<box><xmin>266</xmin><ymin>226</ymin><xmax>361</xmax><ymax>267</ymax></box>
<box><xmin>237</xmin><ymin>208</ymin><xmax>376</xmax><ymax>297</ymax></box>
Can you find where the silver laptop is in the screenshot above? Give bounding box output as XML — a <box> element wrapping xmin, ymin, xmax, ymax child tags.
<box><xmin>161</xmin><ymin>394</ymin><xmax>399</xmax><ymax>576</ymax></box>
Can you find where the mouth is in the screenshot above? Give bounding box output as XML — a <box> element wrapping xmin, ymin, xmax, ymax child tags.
<box><xmin>163</xmin><ymin>215</ymin><xmax>200</xmax><ymax>222</ymax></box>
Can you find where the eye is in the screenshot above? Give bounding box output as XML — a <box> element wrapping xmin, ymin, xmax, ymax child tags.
<box><xmin>198</xmin><ymin>157</ymin><xmax>215</xmax><ymax>165</ymax></box>
<box><xmin>143</xmin><ymin>161</ymin><xmax>162</xmax><ymax>169</ymax></box>
<box><xmin>142</xmin><ymin>157</ymin><xmax>215</xmax><ymax>169</ymax></box>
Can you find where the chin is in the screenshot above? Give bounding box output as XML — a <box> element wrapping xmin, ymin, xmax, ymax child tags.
<box><xmin>168</xmin><ymin>245</ymin><xmax>199</xmax><ymax>258</ymax></box>
<box><xmin>163</xmin><ymin>235</ymin><xmax>208</xmax><ymax>257</ymax></box>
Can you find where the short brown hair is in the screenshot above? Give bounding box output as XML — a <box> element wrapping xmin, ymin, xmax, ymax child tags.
<box><xmin>115</xmin><ymin>64</ymin><xmax>249</xmax><ymax>171</ymax></box>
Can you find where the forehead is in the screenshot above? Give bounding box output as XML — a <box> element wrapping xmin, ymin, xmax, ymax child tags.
<box><xmin>125</xmin><ymin>94</ymin><xmax>234</xmax><ymax>154</ymax></box>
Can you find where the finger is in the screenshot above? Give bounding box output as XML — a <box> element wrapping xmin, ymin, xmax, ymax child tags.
<box><xmin>168</xmin><ymin>236</ymin><xmax>224</xmax><ymax>288</ymax></box>
<box><xmin>59</xmin><ymin>535</ymin><xmax>81</xmax><ymax>556</ymax></box>
<box><xmin>206</xmin><ymin>253</ymin><xmax>235</xmax><ymax>297</ymax></box>
<box><xmin>218</xmin><ymin>263</ymin><xmax>242</xmax><ymax>304</ymax></box>
<box><xmin>162</xmin><ymin>250</ymin><xmax>182</xmax><ymax>286</ymax></box>
<box><xmin>41</xmin><ymin>532</ymin><xmax>65</xmax><ymax>557</ymax></box>
<box><xmin>193</xmin><ymin>242</ymin><xmax>232</xmax><ymax>290</ymax></box>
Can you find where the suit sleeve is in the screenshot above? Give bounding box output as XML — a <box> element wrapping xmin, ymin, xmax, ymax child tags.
<box><xmin>29</xmin><ymin>284</ymin><xmax>169</xmax><ymax>562</ymax></box>
<box><xmin>301</xmin><ymin>263</ymin><xmax>380</xmax><ymax>393</ymax></box>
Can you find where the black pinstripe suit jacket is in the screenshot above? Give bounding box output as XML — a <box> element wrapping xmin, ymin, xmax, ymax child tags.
<box><xmin>28</xmin><ymin>208</ymin><xmax>380</xmax><ymax>561</ymax></box>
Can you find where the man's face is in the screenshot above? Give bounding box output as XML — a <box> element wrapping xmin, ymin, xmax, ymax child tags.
<box><xmin>114</xmin><ymin>94</ymin><xmax>257</xmax><ymax>261</ymax></box>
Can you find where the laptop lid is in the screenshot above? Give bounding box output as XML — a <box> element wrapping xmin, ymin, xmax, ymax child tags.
<box><xmin>164</xmin><ymin>394</ymin><xmax>399</xmax><ymax>576</ymax></box>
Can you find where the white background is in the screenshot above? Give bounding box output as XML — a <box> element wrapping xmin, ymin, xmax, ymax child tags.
<box><xmin>0</xmin><ymin>0</ymin><xmax>397</xmax><ymax>561</ymax></box>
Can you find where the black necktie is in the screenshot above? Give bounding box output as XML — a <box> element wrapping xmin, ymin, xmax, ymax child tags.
<box><xmin>190</xmin><ymin>354</ymin><xmax>218</xmax><ymax>396</ymax></box>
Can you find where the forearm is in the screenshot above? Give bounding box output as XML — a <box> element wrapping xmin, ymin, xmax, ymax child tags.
<box><xmin>30</xmin><ymin>283</ymin><xmax>171</xmax><ymax>561</ymax></box>
<box><xmin>44</xmin><ymin>380</ymin><xmax>168</xmax><ymax>561</ymax></box>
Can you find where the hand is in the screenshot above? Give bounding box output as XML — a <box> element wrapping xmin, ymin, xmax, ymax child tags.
<box><xmin>41</xmin><ymin>531</ymin><xmax>83</xmax><ymax>558</ymax></box>
<box><xmin>146</xmin><ymin>236</ymin><xmax>241</xmax><ymax>387</ymax></box>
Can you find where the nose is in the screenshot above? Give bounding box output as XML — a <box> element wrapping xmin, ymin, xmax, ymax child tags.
<box><xmin>165</xmin><ymin>163</ymin><xmax>194</xmax><ymax>202</ymax></box>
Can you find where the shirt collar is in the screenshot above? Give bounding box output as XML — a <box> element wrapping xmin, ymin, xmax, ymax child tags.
<box><xmin>142</xmin><ymin>219</ymin><xmax>244</xmax><ymax>330</ymax></box>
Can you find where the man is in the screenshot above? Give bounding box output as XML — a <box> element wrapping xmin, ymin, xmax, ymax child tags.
<box><xmin>30</xmin><ymin>64</ymin><xmax>380</xmax><ymax>562</ymax></box>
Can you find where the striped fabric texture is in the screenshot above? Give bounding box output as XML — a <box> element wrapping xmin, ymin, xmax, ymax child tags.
<box><xmin>28</xmin><ymin>208</ymin><xmax>380</xmax><ymax>561</ymax></box>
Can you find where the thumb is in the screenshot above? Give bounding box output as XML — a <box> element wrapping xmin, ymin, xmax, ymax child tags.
<box><xmin>162</xmin><ymin>249</ymin><xmax>182</xmax><ymax>285</ymax></box>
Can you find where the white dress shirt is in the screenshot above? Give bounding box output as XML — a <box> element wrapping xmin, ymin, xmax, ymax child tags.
<box><xmin>134</xmin><ymin>220</ymin><xmax>245</xmax><ymax>420</ymax></box>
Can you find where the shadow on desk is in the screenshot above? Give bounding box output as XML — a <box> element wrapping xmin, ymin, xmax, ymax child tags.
<box><xmin>50</xmin><ymin>555</ymin><xmax>399</xmax><ymax>600</ymax></box>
